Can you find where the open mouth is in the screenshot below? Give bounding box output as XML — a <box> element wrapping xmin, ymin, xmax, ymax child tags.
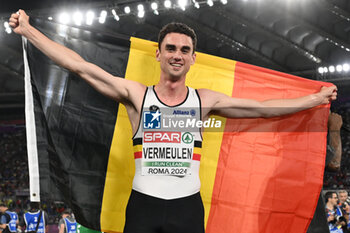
<box><xmin>170</xmin><ymin>63</ymin><xmax>183</xmax><ymax>67</ymax></box>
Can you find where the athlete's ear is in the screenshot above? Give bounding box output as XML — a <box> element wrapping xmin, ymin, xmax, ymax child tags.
<box><xmin>191</xmin><ymin>52</ymin><xmax>196</xmax><ymax>65</ymax></box>
<box><xmin>156</xmin><ymin>49</ymin><xmax>160</xmax><ymax>62</ymax></box>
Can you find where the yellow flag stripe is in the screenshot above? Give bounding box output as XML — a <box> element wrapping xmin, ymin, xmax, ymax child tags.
<box><xmin>193</xmin><ymin>147</ymin><xmax>202</xmax><ymax>155</ymax></box>
<box><xmin>133</xmin><ymin>144</ymin><xmax>143</xmax><ymax>153</ymax></box>
<box><xmin>186</xmin><ymin>49</ymin><xmax>236</xmax><ymax>227</ymax></box>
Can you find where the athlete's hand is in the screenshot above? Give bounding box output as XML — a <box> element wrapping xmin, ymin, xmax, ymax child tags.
<box><xmin>318</xmin><ymin>85</ymin><xmax>337</xmax><ymax>104</ymax></box>
<box><xmin>8</xmin><ymin>9</ymin><xmax>30</xmax><ymax>36</ymax></box>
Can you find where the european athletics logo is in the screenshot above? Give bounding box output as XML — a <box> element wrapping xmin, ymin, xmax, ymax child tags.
<box><xmin>143</xmin><ymin>110</ymin><xmax>161</xmax><ymax>129</ymax></box>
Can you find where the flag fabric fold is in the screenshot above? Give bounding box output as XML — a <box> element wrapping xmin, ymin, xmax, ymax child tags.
<box><xmin>24</xmin><ymin>19</ymin><xmax>330</xmax><ymax>233</ymax></box>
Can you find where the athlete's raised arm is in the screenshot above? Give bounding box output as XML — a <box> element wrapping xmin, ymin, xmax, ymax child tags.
<box><xmin>8</xmin><ymin>9</ymin><xmax>146</xmax><ymax>105</ymax></box>
<box><xmin>198</xmin><ymin>85</ymin><xmax>337</xmax><ymax>119</ymax></box>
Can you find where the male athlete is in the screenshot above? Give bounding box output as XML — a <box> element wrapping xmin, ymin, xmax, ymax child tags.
<box><xmin>9</xmin><ymin>10</ymin><xmax>337</xmax><ymax>233</ymax></box>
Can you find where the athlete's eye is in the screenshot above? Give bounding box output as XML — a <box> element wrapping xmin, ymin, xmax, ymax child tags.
<box><xmin>181</xmin><ymin>46</ymin><xmax>191</xmax><ymax>54</ymax></box>
<box><xmin>165</xmin><ymin>44</ymin><xmax>176</xmax><ymax>51</ymax></box>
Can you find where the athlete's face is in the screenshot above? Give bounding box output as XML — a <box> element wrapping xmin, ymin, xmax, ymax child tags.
<box><xmin>339</xmin><ymin>192</ymin><xmax>348</xmax><ymax>204</ymax></box>
<box><xmin>330</xmin><ymin>193</ymin><xmax>339</xmax><ymax>206</ymax></box>
<box><xmin>156</xmin><ymin>33</ymin><xmax>196</xmax><ymax>80</ymax></box>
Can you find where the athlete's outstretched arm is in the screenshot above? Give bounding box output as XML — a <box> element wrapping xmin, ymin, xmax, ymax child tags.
<box><xmin>198</xmin><ymin>85</ymin><xmax>337</xmax><ymax>119</ymax></box>
<box><xmin>8</xmin><ymin>10</ymin><xmax>145</xmax><ymax>104</ymax></box>
<box><xmin>326</xmin><ymin>112</ymin><xmax>343</xmax><ymax>171</ymax></box>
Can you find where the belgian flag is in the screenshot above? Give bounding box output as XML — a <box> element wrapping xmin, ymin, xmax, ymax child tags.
<box><xmin>23</xmin><ymin>19</ymin><xmax>330</xmax><ymax>233</ymax></box>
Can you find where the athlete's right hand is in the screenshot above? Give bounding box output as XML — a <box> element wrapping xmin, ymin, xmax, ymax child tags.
<box><xmin>8</xmin><ymin>9</ymin><xmax>30</xmax><ymax>35</ymax></box>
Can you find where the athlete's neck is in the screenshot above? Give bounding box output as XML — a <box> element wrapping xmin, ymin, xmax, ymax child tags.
<box><xmin>326</xmin><ymin>202</ymin><xmax>335</xmax><ymax>210</ymax></box>
<box><xmin>154</xmin><ymin>79</ymin><xmax>187</xmax><ymax>106</ymax></box>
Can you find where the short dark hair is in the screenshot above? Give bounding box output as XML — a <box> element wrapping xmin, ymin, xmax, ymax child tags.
<box><xmin>62</xmin><ymin>208</ymin><xmax>72</xmax><ymax>215</ymax></box>
<box><xmin>30</xmin><ymin>202</ymin><xmax>40</xmax><ymax>210</ymax></box>
<box><xmin>0</xmin><ymin>203</ymin><xmax>6</xmax><ymax>207</ymax></box>
<box><xmin>158</xmin><ymin>22</ymin><xmax>197</xmax><ymax>53</ymax></box>
<box><xmin>325</xmin><ymin>191</ymin><xmax>336</xmax><ymax>203</ymax></box>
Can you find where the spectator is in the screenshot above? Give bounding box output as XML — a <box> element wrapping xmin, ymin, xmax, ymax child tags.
<box><xmin>20</xmin><ymin>202</ymin><xmax>48</xmax><ymax>233</ymax></box>
<box><xmin>58</xmin><ymin>209</ymin><xmax>76</xmax><ymax>233</ymax></box>
<box><xmin>325</xmin><ymin>191</ymin><xmax>345</xmax><ymax>233</ymax></box>
<box><xmin>0</xmin><ymin>203</ymin><xmax>18</xmax><ymax>233</ymax></box>
<box><xmin>339</xmin><ymin>190</ymin><xmax>349</xmax><ymax>206</ymax></box>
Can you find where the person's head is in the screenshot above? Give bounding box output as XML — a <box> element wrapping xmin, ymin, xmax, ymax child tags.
<box><xmin>338</xmin><ymin>190</ymin><xmax>348</xmax><ymax>204</ymax></box>
<box><xmin>325</xmin><ymin>191</ymin><xmax>338</xmax><ymax>206</ymax></box>
<box><xmin>29</xmin><ymin>202</ymin><xmax>40</xmax><ymax>211</ymax></box>
<box><xmin>62</xmin><ymin>208</ymin><xmax>72</xmax><ymax>219</ymax></box>
<box><xmin>158</xmin><ymin>22</ymin><xmax>197</xmax><ymax>53</ymax></box>
<box><xmin>156</xmin><ymin>23</ymin><xmax>197</xmax><ymax>80</ymax></box>
<box><xmin>0</xmin><ymin>203</ymin><xmax>7</xmax><ymax>213</ymax></box>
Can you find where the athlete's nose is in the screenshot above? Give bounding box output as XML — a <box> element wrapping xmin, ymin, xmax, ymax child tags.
<box><xmin>173</xmin><ymin>50</ymin><xmax>183</xmax><ymax>61</ymax></box>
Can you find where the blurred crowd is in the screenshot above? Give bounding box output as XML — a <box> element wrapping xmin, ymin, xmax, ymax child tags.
<box><xmin>0</xmin><ymin>124</ymin><xmax>67</xmax><ymax>226</ymax></box>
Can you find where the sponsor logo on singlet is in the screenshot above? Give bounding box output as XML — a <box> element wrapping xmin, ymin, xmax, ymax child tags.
<box><xmin>143</xmin><ymin>110</ymin><xmax>161</xmax><ymax>129</ymax></box>
<box><xmin>142</xmin><ymin>131</ymin><xmax>193</xmax><ymax>176</ymax></box>
<box><xmin>172</xmin><ymin>109</ymin><xmax>196</xmax><ymax>116</ymax></box>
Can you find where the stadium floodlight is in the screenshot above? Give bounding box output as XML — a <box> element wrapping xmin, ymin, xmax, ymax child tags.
<box><xmin>178</xmin><ymin>0</ymin><xmax>187</xmax><ymax>10</ymax></box>
<box><xmin>151</xmin><ymin>2</ymin><xmax>158</xmax><ymax>10</ymax></box>
<box><xmin>124</xmin><ymin>6</ymin><xmax>131</xmax><ymax>14</ymax></box>
<box><xmin>99</xmin><ymin>10</ymin><xmax>107</xmax><ymax>24</ymax></box>
<box><xmin>58</xmin><ymin>12</ymin><xmax>70</xmax><ymax>24</ymax></box>
<box><xmin>329</xmin><ymin>65</ymin><xmax>335</xmax><ymax>73</ymax></box>
<box><xmin>336</xmin><ymin>64</ymin><xmax>343</xmax><ymax>72</ymax></box>
<box><xmin>194</xmin><ymin>2</ymin><xmax>200</xmax><ymax>8</ymax></box>
<box><xmin>137</xmin><ymin>4</ymin><xmax>144</xmax><ymax>12</ymax></box>
<box><xmin>164</xmin><ymin>0</ymin><xmax>172</xmax><ymax>8</ymax></box>
<box><xmin>138</xmin><ymin>10</ymin><xmax>145</xmax><ymax>18</ymax></box>
<box><xmin>5</xmin><ymin>27</ymin><xmax>12</xmax><ymax>34</ymax></box>
<box><xmin>137</xmin><ymin>4</ymin><xmax>145</xmax><ymax>18</ymax></box>
<box><xmin>111</xmin><ymin>9</ymin><xmax>120</xmax><ymax>21</ymax></box>
<box><xmin>207</xmin><ymin>0</ymin><xmax>214</xmax><ymax>7</ymax></box>
<box><xmin>86</xmin><ymin>11</ymin><xmax>95</xmax><ymax>25</ymax></box>
<box><xmin>48</xmin><ymin>16</ymin><xmax>53</xmax><ymax>20</ymax></box>
<box><xmin>151</xmin><ymin>2</ymin><xmax>159</xmax><ymax>14</ymax></box>
<box><xmin>73</xmin><ymin>11</ymin><xmax>83</xmax><ymax>26</ymax></box>
<box><xmin>323</xmin><ymin>67</ymin><xmax>328</xmax><ymax>73</ymax></box>
<box><xmin>343</xmin><ymin>64</ymin><xmax>350</xmax><ymax>72</ymax></box>
<box><xmin>220</xmin><ymin>0</ymin><xmax>228</xmax><ymax>4</ymax></box>
<box><xmin>318</xmin><ymin>67</ymin><xmax>324</xmax><ymax>74</ymax></box>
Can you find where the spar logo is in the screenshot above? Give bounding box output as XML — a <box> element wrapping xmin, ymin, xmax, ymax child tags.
<box><xmin>143</xmin><ymin>110</ymin><xmax>161</xmax><ymax>129</ymax></box>
<box><xmin>144</xmin><ymin>132</ymin><xmax>181</xmax><ymax>143</ymax></box>
<box><xmin>182</xmin><ymin>132</ymin><xmax>193</xmax><ymax>144</ymax></box>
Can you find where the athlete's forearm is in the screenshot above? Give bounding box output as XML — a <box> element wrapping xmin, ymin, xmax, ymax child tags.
<box><xmin>261</xmin><ymin>93</ymin><xmax>323</xmax><ymax>117</ymax></box>
<box><xmin>22</xmin><ymin>24</ymin><xmax>85</xmax><ymax>74</ymax></box>
<box><xmin>327</xmin><ymin>130</ymin><xmax>342</xmax><ymax>170</ymax></box>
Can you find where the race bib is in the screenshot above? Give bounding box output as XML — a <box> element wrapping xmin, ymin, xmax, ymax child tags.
<box><xmin>141</xmin><ymin>131</ymin><xmax>194</xmax><ymax>176</ymax></box>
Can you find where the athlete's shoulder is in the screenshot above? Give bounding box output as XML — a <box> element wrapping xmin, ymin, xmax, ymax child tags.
<box><xmin>196</xmin><ymin>88</ymin><xmax>223</xmax><ymax>95</ymax></box>
<box><xmin>196</xmin><ymin>88</ymin><xmax>224</xmax><ymax>104</ymax></box>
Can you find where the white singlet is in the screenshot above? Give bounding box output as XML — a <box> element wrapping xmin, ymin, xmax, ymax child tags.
<box><xmin>132</xmin><ymin>86</ymin><xmax>203</xmax><ymax>200</ymax></box>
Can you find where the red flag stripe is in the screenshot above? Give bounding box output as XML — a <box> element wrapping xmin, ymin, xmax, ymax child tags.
<box><xmin>134</xmin><ymin>151</ymin><xmax>142</xmax><ymax>159</ymax></box>
<box><xmin>193</xmin><ymin>153</ymin><xmax>201</xmax><ymax>161</ymax></box>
